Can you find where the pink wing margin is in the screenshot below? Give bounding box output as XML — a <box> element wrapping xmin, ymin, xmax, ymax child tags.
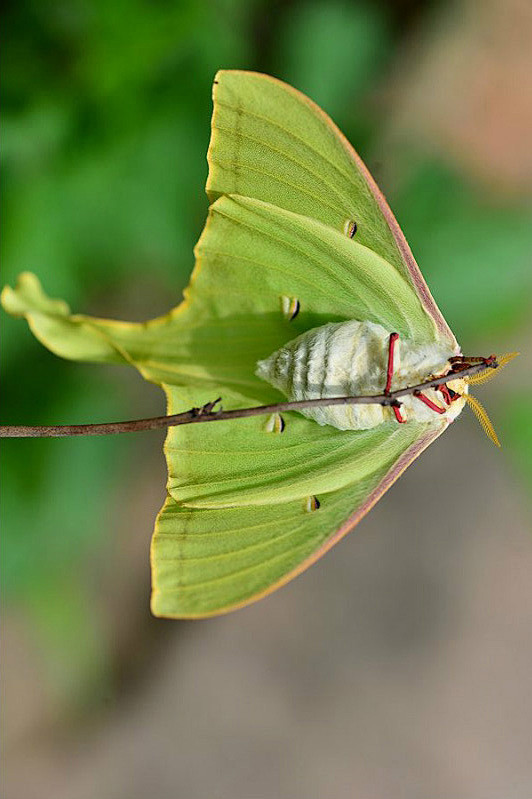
<box><xmin>286</xmin><ymin>424</ymin><xmax>446</xmax><ymax>582</ymax></box>
<box><xmin>172</xmin><ymin>424</ymin><xmax>447</xmax><ymax>618</ymax></box>
<box><xmin>218</xmin><ymin>70</ymin><xmax>459</xmax><ymax>353</ymax></box>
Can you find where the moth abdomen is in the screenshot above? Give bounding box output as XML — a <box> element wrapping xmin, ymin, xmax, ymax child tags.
<box><xmin>256</xmin><ymin>319</ymin><xmax>467</xmax><ymax>432</ymax></box>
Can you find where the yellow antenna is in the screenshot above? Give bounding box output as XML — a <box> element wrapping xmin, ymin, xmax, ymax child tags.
<box><xmin>466</xmin><ymin>352</ymin><xmax>520</xmax><ymax>387</ymax></box>
<box><xmin>464</xmin><ymin>394</ymin><xmax>501</xmax><ymax>447</ymax></box>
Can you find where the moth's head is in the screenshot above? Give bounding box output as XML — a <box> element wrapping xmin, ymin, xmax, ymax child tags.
<box><xmin>455</xmin><ymin>352</ymin><xmax>519</xmax><ymax>447</ymax></box>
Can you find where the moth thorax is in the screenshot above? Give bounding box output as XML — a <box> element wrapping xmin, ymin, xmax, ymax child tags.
<box><xmin>256</xmin><ymin>320</ymin><xmax>467</xmax><ymax>431</ymax></box>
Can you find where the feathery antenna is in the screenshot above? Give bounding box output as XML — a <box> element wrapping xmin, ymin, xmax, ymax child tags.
<box><xmin>464</xmin><ymin>394</ymin><xmax>501</xmax><ymax>447</ymax></box>
<box><xmin>465</xmin><ymin>352</ymin><xmax>519</xmax><ymax>386</ymax></box>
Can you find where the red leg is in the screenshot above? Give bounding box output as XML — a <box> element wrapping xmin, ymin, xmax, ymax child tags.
<box><xmin>392</xmin><ymin>404</ymin><xmax>407</xmax><ymax>424</ymax></box>
<box><xmin>438</xmin><ymin>384</ymin><xmax>452</xmax><ymax>405</ymax></box>
<box><xmin>385</xmin><ymin>333</ymin><xmax>399</xmax><ymax>394</ymax></box>
<box><xmin>414</xmin><ymin>391</ymin><xmax>446</xmax><ymax>414</ymax></box>
<box><xmin>385</xmin><ymin>334</ymin><xmax>406</xmax><ymax>423</ymax></box>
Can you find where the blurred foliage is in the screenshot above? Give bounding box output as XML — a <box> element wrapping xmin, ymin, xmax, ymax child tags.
<box><xmin>395</xmin><ymin>160</ymin><xmax>532</xmax><ymax>343</ymax></box>
<box><xmin>276</xmin><ymin>0</ymin><xmax>392</xmax><ymax>122</ymax></box>
<box><xmin>2</xmin><ymin>0</ymin><xmax>531</xmax><ymax>711</ymax></box>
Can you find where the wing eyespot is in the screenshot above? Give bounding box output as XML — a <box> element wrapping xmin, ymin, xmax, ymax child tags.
<box><xmin>264</xmin><ymin>412</ymin><xmax>286</xmax><ymax>434</ymax></box>
<box><xmin>280</xmin><ymin>295</ymin><xmax>300</xmax><ymax>320</ymax></box>
<box><xmin>305</xmin><ymin>496</ymin><xmax>321</xmax><ymax>512</ymax></box>
<box><xmin>344</xmin><ymin>219</ymin><xmax>358</xmax><ymax>238</ymax></box>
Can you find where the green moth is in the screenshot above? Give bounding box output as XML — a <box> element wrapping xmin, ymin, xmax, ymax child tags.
<box><xmin>1</xmin><ymin>71</ymin><xmax>515</xmax><ymax>618</ymax></box>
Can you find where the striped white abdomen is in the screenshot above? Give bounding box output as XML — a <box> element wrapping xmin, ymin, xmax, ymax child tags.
<box><xmin>256</xmin><ymin>320</ymin><xmax>467</xmax><ymax>431</ymax></box>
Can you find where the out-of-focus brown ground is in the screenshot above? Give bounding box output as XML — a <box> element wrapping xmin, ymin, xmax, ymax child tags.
<box><xmin>4</xmin><ymin>409</ymin><xmax>532</xmax><ymax>799</ymax></box>
<box><xmin>388</xmin><ymin>0</ymin><xmax>532</xmax><ymax>196</ymax></box>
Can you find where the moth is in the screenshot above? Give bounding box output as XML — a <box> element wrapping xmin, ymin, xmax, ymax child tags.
<box><xmin>2</xmin><ymin>71</ymin><xmax>516</xmax><ymax>618</ymax></box>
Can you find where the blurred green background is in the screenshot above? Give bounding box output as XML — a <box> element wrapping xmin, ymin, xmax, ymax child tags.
<box><xmin>2</xmin><ymin>2</ymin><xmax>532</xmax><ymax>797</ymax></box>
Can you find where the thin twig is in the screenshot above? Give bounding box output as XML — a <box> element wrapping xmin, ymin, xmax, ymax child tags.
<box><xmin>0</xmin><ymin>360</ymin><xmax>492</xmax><ymax>438</ymax></box>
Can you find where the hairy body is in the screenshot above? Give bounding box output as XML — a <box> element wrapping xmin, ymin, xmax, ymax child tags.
<box><xmin>257</xmin><ymin>320</ymin><xmax>467</xmax><ymax>431</ymax></box>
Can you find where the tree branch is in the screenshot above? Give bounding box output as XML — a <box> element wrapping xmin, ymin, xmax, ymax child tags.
<box><xmin>0</xmin><ymin>360</ymin><xmax>493</xmax><ymax>438</ymax></box>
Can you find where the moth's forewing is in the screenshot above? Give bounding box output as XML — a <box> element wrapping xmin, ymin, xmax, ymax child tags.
<box><xmin>208</xmin><ymin>70</ymin><xmax>458</xmax><ymax>351</ymax></box>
